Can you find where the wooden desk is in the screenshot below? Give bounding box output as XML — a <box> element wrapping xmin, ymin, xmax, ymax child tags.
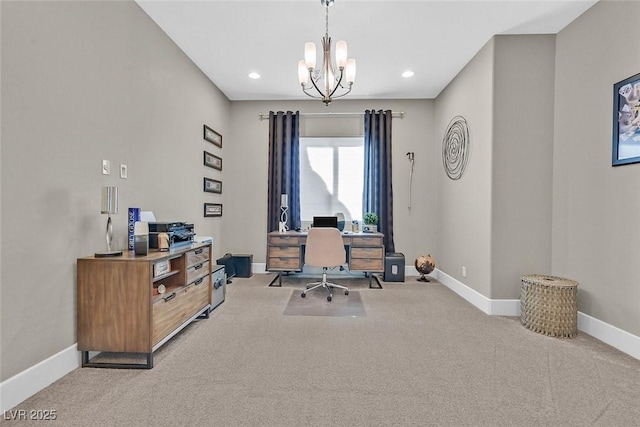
<box><xmin>266</xmin><ymin>230</ymin><xmax>384</xmax><ymax>288</ymax></box>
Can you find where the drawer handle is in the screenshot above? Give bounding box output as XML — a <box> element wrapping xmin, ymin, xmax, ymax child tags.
<box><xmin>194</xmin><ymin>263</ymin><xmax>203</xmax><ymax>270</ymax></box>
<box><xmin>194</xmin><ymin>248</ymin><xmax>203</xmax><ymax>255</ymax></box>
<box><xmin>194</xmin><ymin>277</ymin><xmax>204</xmax><ymax>286</ymax></box>
<box><xmin>164</xmin><ymin>293</ymin><xmax>176</xmax><ymax>302</ymax></box>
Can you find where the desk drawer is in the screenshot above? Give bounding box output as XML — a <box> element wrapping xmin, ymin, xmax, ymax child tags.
<box><xmin>351</xmin><ymin>247</ymin><xmax>384</xmax><ymax>259</ymax></box>
<box><xmin>186</xmin><ymin>247</ymin><xmax>209</xmax><ymax>268</ymax></box>
<box><xmin>269</xmin><ymin>235</ymin><xmax>300</xmax><ymax>245</ymax></box>
<box><xmin>352</xmin><ymin>236</ymin><xmax>383</xmax><ymax>247</ymax></box>
<box><xmin>152</xmin><ymin>279</ymin><xmax>209</xmax><ymax>345</ymax></box>
<box><xmin>268</xmin><ymin>257</ymin><xmax>301</xmax><ymax>270</ymax></box>
<box><xmin>269</xmin><ymin>246</ymin><xmax>300</xmax><ymax>258</ymax></box>
<box><xmin>186</xmin><ymin>260</ymin><xmax>209</xmax><ymax>285</ymax></box>
<box><xmin>350</xmin><ymin>258</ymin><xmax>384</xmax><ymax>272</ymax></box>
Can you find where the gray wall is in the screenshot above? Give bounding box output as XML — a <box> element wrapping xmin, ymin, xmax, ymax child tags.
<box><xmin>225</xmin><ymin>99</ymin><xmax>437</xmax><ymax>268</ymax></box>
<box><xmin>434</xmin><ymin>40</ymin><xmax>495</xmax><ymax>296</ymax></box>
<box><xmin>433</xmin><ymin>35</ymin><xmax>556</xmax><ymax>300</ymax></box>
<box><xmin>491</xmin><ymin>35</ymin><xmax>556</xmax><ymax>299</ymax></box>
<box><xmin>1</xmin><ymin>0</ymin><xmax>229</xmax><ymax>380</ymax></box>
<box><xmin>553</xmin><ymin>0</ymin><xmax>640</xmax><ymax>336</ymax></box>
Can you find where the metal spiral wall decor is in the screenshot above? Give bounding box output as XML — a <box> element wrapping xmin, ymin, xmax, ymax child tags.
<box><xmin>442</xmin><ymin>115</ymin><xmax>470</xmax><ymax>180</ymax></box>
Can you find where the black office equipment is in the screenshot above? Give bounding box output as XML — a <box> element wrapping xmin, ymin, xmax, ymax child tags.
<box><xmin>148</xmin><ymin>222</ymin><xmax>194</xmax><ymax>249</ymax></box>
<box><xmin>312</xmin><ymin>216</ymin><xmax>338</xmax><ymax>228</ymax></box>
<box><xmin>384</xmin><ymin>252</ymin><xmax>405</xmax><ymax>282</ymax></box>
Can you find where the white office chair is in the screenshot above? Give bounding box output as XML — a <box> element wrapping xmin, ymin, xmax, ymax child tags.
<box><xmin>301</xmin><ymin>227</ymin><xmax>349</xmax><ymax>302</ymax></box>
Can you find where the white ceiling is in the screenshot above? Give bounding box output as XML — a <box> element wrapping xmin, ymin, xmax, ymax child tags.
<box><xmin>136</xmin><ymin>0</ymin><xmax>597</xmax><ymax>101</ymax></box>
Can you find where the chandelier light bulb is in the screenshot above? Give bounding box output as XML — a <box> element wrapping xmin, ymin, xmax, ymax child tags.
<box><xmin>304</xmin><ymin>42</ymin><xmax>317</xmax><ymax>70</ymax></box>
<box><xmin>335</xmin><ymin>40</ymin><xmax>348</xmax><ymax>68</ymax></box>
<box><xmin>325</xmin><ymin>67</ymin><xmax>335</xmax><ymax>93</ymax></box>
<box><xmin>298</xmin><ymin>60</ymin><xmax>309</xmax><ymax>85</ymax></box>
<box><xmin>346</xmin><ymin>59</ymin><xmax>356</xmax><ymax>84</ymax></box>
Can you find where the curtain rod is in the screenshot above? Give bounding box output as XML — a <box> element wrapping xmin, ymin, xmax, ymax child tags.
<box><xmin>258</xmin><ymin>111</ymin><xmax>404</xmax><ymax>121</ymax></box>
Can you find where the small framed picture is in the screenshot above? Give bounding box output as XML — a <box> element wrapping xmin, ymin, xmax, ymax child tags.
<box><xmin>204</xmin><ymin>125</ymin><xmax>222</xmax><ymax>148</ymax></box>
<box><xmin>612</xmin><ymin>72</ymin><xmax>640</xmax><ymax>166</ymax></box>
<box><xmin>203</xmin><ymin>177</ymin><xmax>222</xmax><ymax>194</ymax></box>
<box><xmin>153</xmin><ymin>260</ymin><xmax>171</xmax><ymax>277</ymax></box>
<box><xmin>204</xmin><ymin>203</ymin><xmax>223</xmax><ymax>217</ymax></box>
<box><xmin>204</xmin><ymin>151</ymin><xmax>222</xmax><ymax>171</ymax></box>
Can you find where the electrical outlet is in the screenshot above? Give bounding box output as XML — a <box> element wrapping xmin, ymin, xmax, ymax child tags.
<box><xmin>462</xmin><ymin>266</ymin><xmax>467</xmax><ymax>278</ymax></box>
<box><xmin>102</xmin><ymin>160</ymin><xmax>110</xmax><ymax>175</ymax></box>
<box><xmin>120</xmin><ymin>164</ymin><xmax>128</xmax><ymax>179</ymax></box>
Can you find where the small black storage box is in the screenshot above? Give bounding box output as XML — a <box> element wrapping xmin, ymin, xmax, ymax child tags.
<box><xmin>216</xmin><ymin>253</ymin><xmax>253</xmax><ymax>279</ymax></box>
<box><xmin>232</xmin><ymin>254</ymin><xmax>253</xmax><ymax>278</ymax></box>
<box><xmin>384</xmin><ymin>252</ymin><xmax>405</xmax><ymax>282</ymax></box>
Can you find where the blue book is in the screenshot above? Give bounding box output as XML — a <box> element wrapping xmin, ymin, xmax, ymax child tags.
<box><xmin>128</xmin><ymin>208</ymin><xmax>140</xmax><ymax>250</ymax></box>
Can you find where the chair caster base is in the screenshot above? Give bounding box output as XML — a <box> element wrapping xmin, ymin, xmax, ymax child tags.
<box><xmin>327</xmin><ymin>295</ymin><xmax>332</xmax><ymax>302</ymax></box>
<box><xmin>301</xmin><ymin>293</ymin><xmax>306</xmax><ymax>298</ymax></box>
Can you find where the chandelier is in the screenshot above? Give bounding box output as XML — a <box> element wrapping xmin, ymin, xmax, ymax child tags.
<box><xmin>297</xmin><ymin>0</ymin><xmax>356</xmax><ymax>106</ymax></box>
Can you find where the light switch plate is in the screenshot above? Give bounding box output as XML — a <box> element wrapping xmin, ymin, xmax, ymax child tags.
<box><xmin>102</xmin><ymin>160</ymin><xmax>110</xmax><ymax>175</ymax></box>
<box><xmin>120</xmin><ymin>164</ymin><xmax>128</xmax><ymax>179</ymax></box>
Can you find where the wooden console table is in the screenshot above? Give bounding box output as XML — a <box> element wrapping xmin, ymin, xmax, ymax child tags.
<box><xmin>77</xmin><ymin>243</ymin><xmax>212</xmax><ymax>368</ymax></box>
<box><xmin>266</xmin><ymin>231</ymin><xmax>384</xmax><ymax>288</ymax></box>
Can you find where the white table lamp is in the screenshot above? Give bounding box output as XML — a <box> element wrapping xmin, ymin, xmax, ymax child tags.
<box><xmin>95</xmin><ymin>186</ymin><xmax>123</xmax><ymax>257</ymax></box>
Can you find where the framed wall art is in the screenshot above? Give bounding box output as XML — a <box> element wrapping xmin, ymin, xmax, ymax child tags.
<box><xmin>204</xmin><ymin>125</ymin><xmax>222</xmax><ymax>148</ymax></box>
<box><xmin>204</xmin><ymin>203</ymin><xmax>222</xmax><ymax>217</ymax></box>
<box><xmin>204</xmin><ymin>151</ymin><xmax>222</xmax><ymax>171</ymax></box>
<box><xmin>612</xmin><ymin>72</ymin><xmax>640</xmax><ymax>166</ymax></box>
<box><xmin>203</xmin><ymin>177</ymin><xmax>222</xmax><ymax>194</ymax></box>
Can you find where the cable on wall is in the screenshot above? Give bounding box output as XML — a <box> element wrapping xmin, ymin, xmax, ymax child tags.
<box><xmin>407</xmin><ymin>152</ymin><xmax>415</xmax><ymax>210</ymax></box>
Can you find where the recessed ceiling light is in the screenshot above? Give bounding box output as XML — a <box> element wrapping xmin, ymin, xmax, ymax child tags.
<box><xmin>248</xmin><ymin>72</ymin><xmax>261</xmax><ymax>79</ymax></box>
<box><xmin>402</xmin><ymin>70</ymin><xmax>414</xmax><ymax>78</ymax></box>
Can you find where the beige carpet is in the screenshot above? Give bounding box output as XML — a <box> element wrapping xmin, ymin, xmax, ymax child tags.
<box><xmin>4</xmin><ymin>274</ymin><xmax>640</xmax><ymax>426</ymax></box>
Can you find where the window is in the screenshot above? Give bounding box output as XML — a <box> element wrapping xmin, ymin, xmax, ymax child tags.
<box><xmin>299</xmin><ymin>136</ymin><xmax>364</xmax><ymax>222</ymax></box>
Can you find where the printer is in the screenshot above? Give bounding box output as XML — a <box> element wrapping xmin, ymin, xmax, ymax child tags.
<box><xmin>148</xmin><ymin>222</ymin><xmax>194</xmax><ymax>249</ymax></box>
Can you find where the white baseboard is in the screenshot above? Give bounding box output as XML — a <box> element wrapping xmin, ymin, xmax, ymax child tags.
<box><xmin>0</xmin><ymin>344</ymin><xmax>81</xmax><ymax>413</ymax></box>
<box><xmin>578</xmin><ymin>312</ymin><xmax>640</xmax><ymax>360</ymax></box>
<box><xmin>435</xmin><ymin>268</ymin><xmax>520</xmax><ymax>316</ymax></box>
<box><xmin>434</xmin><ymin>268</ymin><xmax>640</xmax><ymax>360</ymax></box>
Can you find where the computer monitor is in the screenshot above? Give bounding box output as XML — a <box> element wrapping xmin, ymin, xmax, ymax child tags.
<box><xmin>312</xmin><ymin>216</ymin><xmax>338</xmax><ymax>228</ymax></box>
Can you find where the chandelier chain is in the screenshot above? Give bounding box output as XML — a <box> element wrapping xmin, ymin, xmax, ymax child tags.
<box><xmin>325</xmin><ymin>1</ymin><xmax>329</xmax><ymax>39</ymax></box>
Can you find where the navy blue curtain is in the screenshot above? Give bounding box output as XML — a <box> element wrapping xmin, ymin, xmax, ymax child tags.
<box><xmin>363</xmin><ymin>109</ymin><xmax>394</xmax><ymax>252</ymax></box>
<box><xmin>268</xmin><ymin>111</ymin><xmax>300</xmax><ymax>232</ymax></box>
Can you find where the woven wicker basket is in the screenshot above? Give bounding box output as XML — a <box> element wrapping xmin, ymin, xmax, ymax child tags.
<box><xmin>520</xmin><ymin>274</ymin><xmax>579</xmax><ymax>338</ymax></box>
